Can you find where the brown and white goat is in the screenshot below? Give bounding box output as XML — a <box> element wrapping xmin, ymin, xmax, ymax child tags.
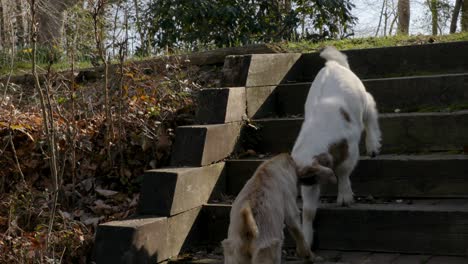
<box><xmin>291</xmin><ymin>46</ymin><xmax>382</xmax><ymax>248</ymax></box>
<box><xmin>222</xmin><ymin>153</ymin><xmax>336</xmax><ymax>264</ymax></box>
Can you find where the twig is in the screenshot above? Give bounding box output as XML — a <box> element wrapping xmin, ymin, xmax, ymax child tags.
<box><xmin>30</xmin><ymin>0</ymin><xmax>60</xmax><ymax>254</ymax></box>
<box><xmin>92</xmin><ymin>0</ymin><xmax>113</xmax><ymax>163</ymax></box>
<box><xmin>8</xmin><ymin>130</ymin><xmax>26</xmax><ymax>185</ymax></box>
<box><xmin>0</xmin><ymin>18</ymin><xmax>17</xmax><ymax>106</ymax></box>
<box><xmin>117</xmin><ymin>9</ymin><xmax>129</xmax><ymax>174</ymax></box>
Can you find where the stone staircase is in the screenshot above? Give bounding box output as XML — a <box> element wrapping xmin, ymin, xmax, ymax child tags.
<box><xmin>94</xmin><ymin>41</ymin><xmax>468</xmax><ymax>264</ymax></box>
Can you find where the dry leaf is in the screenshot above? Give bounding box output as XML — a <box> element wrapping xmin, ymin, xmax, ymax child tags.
<box><xmin>95</xmin><ymin>188</ymin><xmax>118</xmax><ymax>197</ymax></box>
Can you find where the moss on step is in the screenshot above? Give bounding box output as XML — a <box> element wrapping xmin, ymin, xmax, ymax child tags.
<box><xmin>386</xmin><ymin>102</ymin><xmax>468</xmax><ymax>114</ymax></box>
<box><xmin>281</xmin><ymin>33</ymin><xmax>468</xmax><ymax>53</ymax></box>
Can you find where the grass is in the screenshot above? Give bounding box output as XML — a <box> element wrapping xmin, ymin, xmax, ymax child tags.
<box><xmin>415</xmin><ymin>102</ymin><xmax>468</xmax><ymax>113</ymax></box>
<box><xmin>2</xmin><ymin>32</ymin><xmax>468</xmax><ymax>76</ymax></box>
<box><xmin>0</xmin><ymin>58</ymin><xmax>93</xmax><ymax>76</ymax></box>
<box><xmin>380</xmin><ymin>102</ymin><xmax>468</xmax><ymax>114</ymax></box>
<box><xmin>281</xmin><ymin>32</ymin><xmax>468</xmax><ymax>53</ymax></box>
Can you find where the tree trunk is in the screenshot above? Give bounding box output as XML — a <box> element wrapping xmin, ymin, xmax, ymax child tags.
<box><xmin>462</xmin><ymin>0</ymin><xmax>468</xmax><ymax>31</ymax></box>
<box><xmin>36</xmin><ymin>0</ymin><xmax>80</xmax><ymax>45</ymax></box>
<box><xmin>16</xmin><ymin>0</ymin><xmax>28</xmax><ymax>47</ymax></box>
<box><xmin>0</xmin><ymin>1</ymin><xmax>4</xmax><ymax>49</ymax></box>
<box><xmin>133</xmin><ymin>0</ymin><xmax>149</xmax><ymax>55</ymax></box>
<box><xmin>0</xmin><ymin>0</ymin><xmax>13</xmax><ymax>50</ymax></box>
<box><xmin>398</xmin><ymin>0</ymin><xmax>410</xmax><ymax>35</ymax></box>
<box><xmin>0</xmin><ymin>0</ymin><xmax>8</xmax><ymax>49</ymax></box>
<box><xmin>375</xmin><ymin>0</ymin><xmax>387</xmax><ymax>36</ymax></box>
<box><xmin>450</xmin><ymin>0</ymin><xmax>462</xmax><ymax>33</ymax></box>
<box><xmin>429</xmin><ymin>0</ymin><xmax>439</xmax><ymax>35</ymax></box>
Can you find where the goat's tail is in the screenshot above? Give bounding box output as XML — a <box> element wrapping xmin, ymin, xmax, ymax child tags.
<box><xmin>240</xmin><ymin>202</ymin><xmax>259</xmax><ymax>242</ymax></box>
<box><xmin>320</xmin><ymin>46</ymin><xmax>350</xmax><ymax>69</ymax></box>
<box><xmin>363</xmin><ymin>92</ymin><xmax>382</xmax><ymax>157</ymax></box>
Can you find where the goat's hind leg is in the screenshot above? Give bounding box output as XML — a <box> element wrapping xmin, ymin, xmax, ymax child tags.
<box><xmin>363</xmin><ymin>92</ymin><xmax>381</xmax><ymax>157</ymax></box>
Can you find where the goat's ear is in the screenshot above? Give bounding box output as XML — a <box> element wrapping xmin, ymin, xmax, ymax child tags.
<box><xmin>314</xmin><ymin>164</ymin><xmax>337</xmax><ymax>184</ymax></box>
<box><xmin>316</xmin><ymin>152</ymin><xmax>334</xmax><ymax>168</ymax></box>
<box><xmin>298</xmin><ymin>160</ymin><xmax>337</xmax><ymax>185</ymax></box>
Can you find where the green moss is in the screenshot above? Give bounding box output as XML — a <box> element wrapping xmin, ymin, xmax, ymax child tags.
<box><xmin>415</xmin><ymin>102</ymin><xmax>468</xmax><ymax>113</ymax></box>
<box><xmin>0</xmin><ymin>60</ymin><xmax>92</xmax><ymax>75</ymax></box>
<box><xmin>281</xmin><ymin>33</ymin><xmax>468</xmax><ymax>53</ymax></box>
<box><xmin>379</xmin><ymin>102</ymin><xmax>468</xmax><ymax>114</ymax></box>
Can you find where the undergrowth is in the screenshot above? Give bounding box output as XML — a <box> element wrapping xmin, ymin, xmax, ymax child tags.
<box><xmin>0</xmin><ymin>56</ymin><xmax>222</xmax><ymax>263</ymax></box>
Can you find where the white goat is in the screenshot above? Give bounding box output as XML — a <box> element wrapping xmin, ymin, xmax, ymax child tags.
<box><xmin>291</xmin><ymin>46</ymin><xmax>382</xmax><ymax>248</ymax></box>
<box><xmin>222</xmin><ymin>153</ymin><xmax>336</xmax><ymax>264</ymax></box>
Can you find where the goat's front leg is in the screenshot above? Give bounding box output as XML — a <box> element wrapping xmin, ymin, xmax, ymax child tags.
<box><xmin>299</xmin><ymin>184</ymin><xmax>321</xmax><ymax>251</ymax></box>
<box><xmin>336</xmin><ymin>171</ymin><xmax>354</xmax><ymax>206</ymax></box>
<box><xmin>336</xmin><ymin>149</ymin><xmax>359</xmax><ymax>206</ymax></box>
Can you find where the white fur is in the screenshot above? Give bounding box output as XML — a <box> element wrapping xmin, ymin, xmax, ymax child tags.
<box><xmin>222</xmin><ymin>154</ymin><xmax>314</xmax><ymax>264</ymax></box>
<box><xmin>291</xmin><ymin>46</ymin><xmax>382</xmax><ymax>248</ymax></box>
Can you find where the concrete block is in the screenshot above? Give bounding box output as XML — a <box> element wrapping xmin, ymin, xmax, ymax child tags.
<box><xmin>246</xmin><ymin>86</ymin><xmax>277</xmax><ymax>118</ymax></box>
<box><xmin>171</xmin><ymin>122</ymin><xmax>242</xmax><ymax>167</ymax></box>
<box><xmin>298</xmin><ymin>41</ymin><xmax>468</xmax><ymax>81</ymax></box>
<box><xmin>139</xmin><ymin>163</ymin><xmax>226</xmax><ymax>216</ymax></box>
<box><xmin>196</xmin><ymin>87</ymin><xmax>246</xmax><ymax>124</ymax></box>
<box><xmin>225</xmin><ymin>155</ymin><xmax>468</xmax><ymax>198</ymax></box>
<box><xmin>275</xmin><ymin>73</ymin><xmax>468</xmax><ymax>116</ymax></box>
<box><xmin>221</xmin><ymin>54</ymin><xmax>301</xmax><ymax>87</ymax></box>
<box><xmin>248</xmin><ymin>111</ymin><xmax>468</xmax><ymax>154</ymax></box>
<box><xmin>95</xmin><ymin>217</ymin><xmax>168</xmax><ymax>264</ymax></box>
<box><xmin>246</xmin><ymin>53</ymin><xmax>302</xmax><ymax>87</ymax></box>
<box><xmin>221</xmin><ymin>55</ymin><xmax>251</xmax><ymax>87</ymax></box>
<box><xmin>365</xmin><ymin>73</ymin><xmax>468</xmax><ymax>113</ymax></box>
<box><xmin>201</xmin><ymin>201</ymin><xmax>468</xmax><ymax>255</ymax></box>
<box><xmin>168</xmin><ymin>207</ymin><xmax>203</xmax><ymax>257</ymax></box>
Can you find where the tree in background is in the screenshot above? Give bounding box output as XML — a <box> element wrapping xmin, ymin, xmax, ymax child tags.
<box><xmin>374</xmin><ymin>0</ymin><xmax>400</xmax><ymax>36</ymax></box>
<box><xmin>463</xmin><ymin>0</ymin><xmax>468</xmax><ymax>31</ymax></box>
<box><xmin>450</xmin><ymin>0</ymin><xmax>463</xmax><ymax>33</ymax></box>
<box><xmin>141</xmin><ymin>0</ymin><xmax>357</xmax><ymax>53</ymax></box>
<box><xmin>429</xmin><ymin>0</ymin><xmax>439</xmax><ymax>34</ymax></box>
<box><xmin>398</xmin><ymin>0</ymin><xmax>410</xmax><ymax>35</ymax></box>
<box><xmin>426</xmin><ymin>0</ymin><xmax>454</xmax><ymax>35</ymax></box>
<box><xmin>36</xmin><ymin>0</ymin><xmax>81</xmax><ymax>45</ymax></box>
<box><xmin>296</xmin><ymin>0</ymin><xmax>357</xmax><ymax>40</ymax></box>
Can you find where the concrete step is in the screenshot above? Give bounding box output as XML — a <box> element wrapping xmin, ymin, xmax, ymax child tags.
<box><xmin>95</xmin><ymin>216</ymin><xmax>169</xmax><ymax>264</ymax></box>
<box><xmin>242</xmin><ymin>111</ymin><xmax>468</xmax><ymax>154</ymax></box>
<box><xmin>224</xmin><ymin>154</ymin><xmax>468</xmax><ymax>198</ymax></box>
<box><xmin>255</xmin><ymin>73</ymin><xmax>468</xmax><ymax>118</ymax></box>
<box><xmin>168</xmin><ymin>250</ymin><xmax>468</xmax><ymax>264</ymax></box>
<box><xmin>170</xmin><ymin>259</ymin><xmax>346</xmax><ymax>264</ymax></box>
<box><xmin>196</xmin><ymin>199</ymin><xmax>468</xmax><ymax>256</ymax></box>
<box><xmin>95</xmin><ymin>207</ymin><xmax>204</xmax><ymax>264</ymax></box>
<box><xmin>288</xmin><ymin>41</ymin><xmax>468</xmax><ymax>82</ymax></box>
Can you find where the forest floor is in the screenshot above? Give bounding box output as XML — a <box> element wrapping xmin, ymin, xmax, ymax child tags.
<box><xmin>0</xmin><ymin>55</ymin><xmax>222</xmax><ymax>263</ymax></box>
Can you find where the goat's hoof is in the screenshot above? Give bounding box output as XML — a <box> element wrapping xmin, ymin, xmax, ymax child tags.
<box><xmin>337</xmin><ymin>193</ymin><xmax>354</xmax><ymax>206</ymax></box>
<box><xmin>296</xmin><ymin>246</ymin><xmax>312</xmax><ymax>259</ymax></box>
<box><xmin>309</xmin><ymin>254</ymin><xmax>324</xmax><ymax>263</ymax></box>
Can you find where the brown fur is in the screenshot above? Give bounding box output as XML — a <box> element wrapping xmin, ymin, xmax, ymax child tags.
<box><xmin>239</xmin><ymin>203</ymin><xmax>258</xmax><ymax>258</ymax></box>
<box><xmin>247</xmin><ymin>154</ymin><xmax>292</xmax><ymax>210</ymax></box>
<box><xmin>297</xmin><ymin>153</ymin><xmax>336</xmax><ymax>185</ymax></box>
<box><xmin>328</xmin><ymin>138</ymin><xmax>349</xmax><ymax>169</ymax></box>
